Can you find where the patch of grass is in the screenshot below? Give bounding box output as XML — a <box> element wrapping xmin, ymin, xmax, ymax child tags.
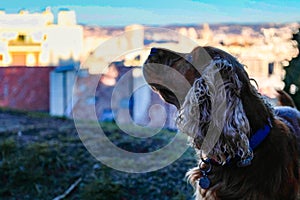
<box><xmin>0</xmin><ymin>111</ymin><xmax>195</xmax><ymax>200</ymax></box>
<box><xmin>1</xmin><ymin>140</ymin><xmax>78</xmax><ymax>199</ymax></box>
<box><xmin>0</xmin><ymin>107</ymin><xmax>68</xmax><ymax>120</ymax></box>
<box><xmin>80</xmin><ymin>166</ymin><xmax>127</xmax><ymax>200</ymax></box>
<box><xmin>0</xmin><ymin>138</ymin><xmax>17</xmax><ymax>160</ymax></box>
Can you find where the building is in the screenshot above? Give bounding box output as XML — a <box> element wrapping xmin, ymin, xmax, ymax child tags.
<box><xmin>0</xmin><ymin>8</ymin><xmax>83</xmax><ymax>67</ymax></box>
<box><xmin>0</xmin><ymin>66</ymin><xmax>55</xmax><ymax>111</ymax></box>
<box><xmin>72</xmin><ymin>61</ymin><xmax>177</xmax><ymax>129</ymax></box>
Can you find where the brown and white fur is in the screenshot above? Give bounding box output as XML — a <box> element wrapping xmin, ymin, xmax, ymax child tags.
<box><xmin>143</xmin><ymin>46</ymin><xmax>300</xmax><ymax>200</ymax></box>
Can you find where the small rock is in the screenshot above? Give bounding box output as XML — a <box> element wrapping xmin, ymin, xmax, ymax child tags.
<box><xmin>18</xmin><ymin>130</ymin><xmax>22</xmax><ymax>137</ymax></box>
<box><xmin>93</xmin><ymin>163</ymin><xmax>101</xmax><ymax>170</ymax></box>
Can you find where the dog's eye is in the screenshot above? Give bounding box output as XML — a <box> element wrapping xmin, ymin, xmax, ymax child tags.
<box><xmin>166</xmin><ymin>56</ymin><xmax>183</xmax><ymax>67</ymax></box>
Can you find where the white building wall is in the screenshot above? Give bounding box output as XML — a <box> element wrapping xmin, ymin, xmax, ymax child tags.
<box><xmin>50</xmin><ymin>68</ymin><xmax>76</xmax><ymax>116</ymax></box>
<box><xmin>50</xmin><ymin>71</ymin><xmax>64</xmax><ymax>116</ymax></box>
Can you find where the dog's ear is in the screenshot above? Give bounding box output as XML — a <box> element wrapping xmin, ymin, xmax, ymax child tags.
<box><xmin>177</xmin><ymin>59</ymin><xmax>251</xmax><ymax>160</ymax></box>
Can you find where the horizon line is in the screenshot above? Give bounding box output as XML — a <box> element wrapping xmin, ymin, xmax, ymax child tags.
<box><xmin>79</xmin><ymin>21</ymin><xmax>300</xmax><ymax>28</ymax></box>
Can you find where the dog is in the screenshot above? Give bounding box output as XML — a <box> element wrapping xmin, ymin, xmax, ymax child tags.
<box><xmin>143</xmin><ymin>46</ymin><xmax>300</xmax><ymax>200</ymax></box>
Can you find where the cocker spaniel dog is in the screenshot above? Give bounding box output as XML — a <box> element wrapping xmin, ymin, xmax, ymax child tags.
<box><xmin>143</xmin><ymin>46</ymin><xmax>300</xmax><ymax>200</ymax></box>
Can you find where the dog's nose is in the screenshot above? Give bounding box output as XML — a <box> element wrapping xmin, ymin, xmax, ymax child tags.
<box><xmin>150</xmin><ymin>48</ymin><xmax>158</xmax><ymax>56</ymax></box>
<box><xmin>148</xmin><ymin>48</ymin><xmax>160</xmax><ymax>59</ymax></box>
<box><xmin>146</xmin><ymin>48</ymin><xmax>165</xmax><ymax>64</ymax></box>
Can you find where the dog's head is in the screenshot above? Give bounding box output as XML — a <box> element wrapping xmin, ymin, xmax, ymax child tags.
<box><xmin>143</xmin><ymin>46</ymin><xmax>273</xmax><ymax>162</ymax></box>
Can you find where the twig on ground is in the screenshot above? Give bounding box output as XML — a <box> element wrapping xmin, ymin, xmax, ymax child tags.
<box><xmin>52</xmin><ymin>177</ymin><xmax>82</xmax><ymax>200</ymax></box>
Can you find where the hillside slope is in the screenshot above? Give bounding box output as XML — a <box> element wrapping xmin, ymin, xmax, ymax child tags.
<box><xmin>0</xmin><ymin>109</ymin><xmax>195</xmax><ymax>200</ymax></box>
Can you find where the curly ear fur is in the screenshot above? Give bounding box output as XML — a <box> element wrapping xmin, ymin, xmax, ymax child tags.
<box><xmin>176</xmin><ymin>58</ymin><xmax>251</xmax><ymax>161</ymax></box>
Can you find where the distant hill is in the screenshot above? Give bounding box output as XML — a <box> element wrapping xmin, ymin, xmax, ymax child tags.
<box><xmin>82</xmin><ymin>22</ymin><xmax>298</xmax><ymax>36</ymax></box>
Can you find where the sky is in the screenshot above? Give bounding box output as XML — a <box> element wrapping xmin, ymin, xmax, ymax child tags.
<box><xmin>0</xmin><ymin>0</ymin><xmax>299</xmax><ymax>26</ymax></box>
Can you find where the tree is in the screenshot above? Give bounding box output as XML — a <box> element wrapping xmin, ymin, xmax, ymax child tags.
<box><xmin>283</xmin><ymin>28</ymin><xmax>300</xmax><ymax>109</ymax></box>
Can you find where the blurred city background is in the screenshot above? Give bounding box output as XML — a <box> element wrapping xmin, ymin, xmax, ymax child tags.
<box><xmin>0</xmin><ymin>1</ymin><xmax>299</xmax><ymax>199</ymax></box>
<box><xmin>0</xmin><ymin>7</ymin><xmax>299</xmax><ymax>128</ymax></box>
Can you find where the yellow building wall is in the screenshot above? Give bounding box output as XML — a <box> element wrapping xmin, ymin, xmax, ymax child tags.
<box><xmin>0</xmin><ymin>9</ymin><xmax>83</xmax><ymax>67</ymax></box>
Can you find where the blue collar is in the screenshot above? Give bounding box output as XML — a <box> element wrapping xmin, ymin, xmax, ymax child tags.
<box><xmin>249</xmin><ymin>119</ymin><xmax>272</xmax><ymax>150</ymax></box>
<box><xmin>235</xmin><ymin>118</ymin><xmax>272</xmax><ymax>167</ymax></box>
<box><xmin>201</xmin><ymin>118</ymin><xmax>273</xmax><ymax>167</ymax></box>
<box><xmin>198</xmin><ymin>119</ymin><xmax>273</xmax><ymax>189</ymax></box>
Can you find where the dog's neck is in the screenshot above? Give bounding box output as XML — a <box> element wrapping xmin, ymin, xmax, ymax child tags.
<box><xmin>241</xmin><ymin>84</ymin><xmax>273</xmax><ymax>134</ymax></box>
<box><xmin>198</xmin><ymin>118</ymin><xmax>272</xmax><ymax>190</ymax></box>
<box><xmin>201</xmin><ymin>118</ymin><xmax>272</xmax><ymax>164</ymax></box>
<box><xmin>199</xmin><ymin>85</ymin><xmax>274</xmax><ymax>166</ymax></box>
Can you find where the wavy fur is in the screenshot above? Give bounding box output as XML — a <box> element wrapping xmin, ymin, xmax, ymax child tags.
<box><xmin>176</xmin><ymin>59</ymin><xmax>252</xmax><ymax>162</ymax></box>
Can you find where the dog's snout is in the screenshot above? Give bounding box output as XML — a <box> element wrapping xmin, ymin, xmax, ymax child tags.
<box><xmin>150</xmin><ymin>48</ymin><xmax>158</xmax><ymax>55</ymax></box>
<box><xmin>145</xmin><ymin>48</ymin><xmax>166</xmax><ymax>64</ymax></box>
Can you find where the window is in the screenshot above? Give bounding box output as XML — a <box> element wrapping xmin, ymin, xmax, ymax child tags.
<box><xmin>18</xmin><ymin>34</ymin><xmax>25</xmax><ymax>41</ymax></box>
<box><xmin>268</xmin><ymin>62</ymin><xmax>274</xmax><ymax>76</ymax></box>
